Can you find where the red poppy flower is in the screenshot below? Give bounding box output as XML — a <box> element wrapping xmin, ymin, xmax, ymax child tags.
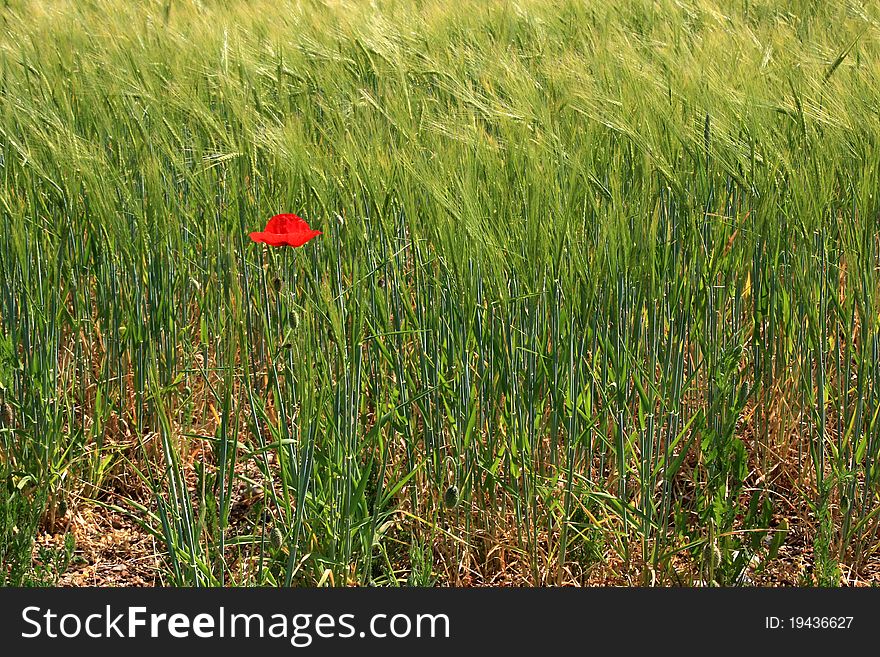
<box><xmin>249</xmin><ymin>214</ymin><xmax>322</xmax><ymax>247</ymax></box>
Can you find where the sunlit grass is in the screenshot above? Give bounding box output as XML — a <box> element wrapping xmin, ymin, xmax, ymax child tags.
<box><xmin>1</xmin><ymin>0</ymin><xmax>880</xmax><ymax>586</ymax></box>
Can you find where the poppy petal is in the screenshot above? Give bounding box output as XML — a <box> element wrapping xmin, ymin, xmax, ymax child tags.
<box><xmin>264</xmin><ymin>213</ymin><xmax>309</xmax><ymax>234</ymax></box>
<box><xmin>249</xmin><ymin>214</ymin><xmax>322</xmax><ymax>247</ymax></box>
<box><xmin>249</xmin><ymin>229</ymin><xmax>322</xmax><ymax>247</ymax></box>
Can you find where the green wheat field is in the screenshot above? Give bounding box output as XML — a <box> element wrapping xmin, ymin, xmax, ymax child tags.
<box><xmin>2</xmin><ymin>0</ymin><xmax>880</xmax><ymax>586</ymax></box>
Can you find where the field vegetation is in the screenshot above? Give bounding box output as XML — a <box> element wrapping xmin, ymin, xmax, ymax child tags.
<box><xmin>2</xmin><ymin>0</ymin><xmax>880</xmax><ymax>586</ymax></box>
